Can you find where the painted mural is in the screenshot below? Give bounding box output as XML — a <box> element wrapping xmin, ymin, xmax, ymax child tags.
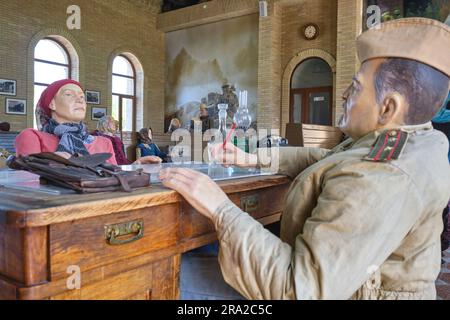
<box><xmin>165</xmin><ymin>14</ymin><xmax>259</xmax><ymax>132</ymax></box>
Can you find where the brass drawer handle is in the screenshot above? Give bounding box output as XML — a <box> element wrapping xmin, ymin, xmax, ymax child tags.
<box><xmin>241</xmin><ymin>195</ymin><xmax>259</xmax><ymax>213</ymax></box>
<box><xmin>104</xmin><ymin>220</ymin><xmax>144</xmax><ymax>246</ymax></box>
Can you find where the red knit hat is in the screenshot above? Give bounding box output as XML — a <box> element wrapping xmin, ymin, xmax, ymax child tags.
<box><xmin>36</xmin><ymin>79</ymin><xmax>83</xmax><ymax>118</ymax></box>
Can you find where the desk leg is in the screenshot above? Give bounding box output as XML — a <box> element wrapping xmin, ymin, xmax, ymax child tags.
<box><xmin>151</xmin><ymin>254</ymin><xmax>181</xmax><ymax>300</ymax></box>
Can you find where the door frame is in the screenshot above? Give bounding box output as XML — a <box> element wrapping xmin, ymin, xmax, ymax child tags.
<box><xmin>290</xmin><ymin>86</ymin><xmax>333</xmax><ymax>125</ymax></box>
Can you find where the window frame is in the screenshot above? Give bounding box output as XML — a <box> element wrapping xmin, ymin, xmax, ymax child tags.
<box><xmin>34</xmin><ymin>37</ymin><xmax>72</xmax><ymax>87</ymax></box>
<box><xmin>112</xmin><ymin>54</ymin><xmax>137</xmax><ymax>133</ymax></box>
<box><xmin>33</xmin><ymin>37</ymin><xmax>73</xmax><ymax>128</ymax></box>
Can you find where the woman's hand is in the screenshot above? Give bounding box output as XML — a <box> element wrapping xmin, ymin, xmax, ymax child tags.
<box><xmin>159</xmin><ymin>168</ymin><xmax>229</xmax><ymax>220</ymax></box>
<box><xmin>134</xmin><ymin>156</ymin><xmax>163</xmax><ymax>165</ymax></box>
<box><xmin>211</xmin><ymin>143</ymin><xmax>257</xmax><ymax>168</ymax></box>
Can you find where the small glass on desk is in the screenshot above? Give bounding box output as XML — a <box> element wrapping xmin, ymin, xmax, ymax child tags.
<box><xmin>207</xmin><ymin>136</ymin><xmax>221</xmax><ymax>164</ymax></box>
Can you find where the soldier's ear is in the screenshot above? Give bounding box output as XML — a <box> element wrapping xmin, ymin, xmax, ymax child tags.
<box><xmin>378</xmin><ymin>92</ymin><xmax>405</xmax><ymax>125</ymax></box>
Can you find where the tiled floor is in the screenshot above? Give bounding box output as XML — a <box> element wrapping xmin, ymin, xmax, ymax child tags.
<box><xmin>437</xmin><ymin>249</ymin><xmax>450</xmax><ymax>300</ymax></box>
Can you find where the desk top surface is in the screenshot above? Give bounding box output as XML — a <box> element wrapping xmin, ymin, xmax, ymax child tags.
<box><xmin>0</xmin><ymin>163</ymin><xmax>289</xmax><ymax>227</ymax></box>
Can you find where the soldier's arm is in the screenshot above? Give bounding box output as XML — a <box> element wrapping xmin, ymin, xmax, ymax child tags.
<box><xmin>213</xmin><ymin>162</ymin><xmax>422</xmax><ymax>299</ymax></box>
<box><xmin>257</xmin><ymin>147</ymin><xmax>329</xmax><ymax>179</ymax></box>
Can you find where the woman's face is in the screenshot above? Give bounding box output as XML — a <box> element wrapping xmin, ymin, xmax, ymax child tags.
<box><xmin>109</xmin><ymin>119</ymin><xmax>117</xmax><ymax>133</ymax></box>
<box><xmin>49</xmin><ymin>84</ymin><xmax>86</xmax><ymax>124</ymax></box>
<box><xmin>148</xmin><ymin>129</ymin><xmax>153</xmax><ymax>140</ymax></box>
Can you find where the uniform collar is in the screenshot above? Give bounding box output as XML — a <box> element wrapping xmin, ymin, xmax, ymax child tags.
<box><xmin>399</xmin><ymin>122</ymin><xmax>433</xmax><ymax>133</ymax></box>
<box><xmin>353</xmin><ymin>122</ymin><xmax>433</xmax><ymax>149</ymax></box>
<box><xmin>334</xmin><ymin>122</ymin><xmax>433</xmax><ymax>153</ymax></box>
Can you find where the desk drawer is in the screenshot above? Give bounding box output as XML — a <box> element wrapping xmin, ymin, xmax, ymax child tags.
<box><xmin>49</xmin><ymin>203</ymin><xmax>180</xmax><ymax>280</ymax></box>
<box><xmin>180</xmin><ymin>184</ymin><xmax>289</xmax><ymax>240</ymax></box>
<box><xmin>50</xmin><ymin>255</ymin><xmax>179</xmax><ymax>300</ymax></box>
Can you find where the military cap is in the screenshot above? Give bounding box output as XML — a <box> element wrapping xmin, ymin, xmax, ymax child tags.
<box><xmin>357</xmin><ymin>18</ymin><xmax>450</xmax><ymax>77</ymax></box>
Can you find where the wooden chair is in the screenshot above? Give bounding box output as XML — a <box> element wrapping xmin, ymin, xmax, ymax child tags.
<box><xmin>135</xmin><ymin>132</ymin><xmax>177</xmax><ymax>160</ymax></box>
<box><xmin>151</xmin><ymin>132</ymin><xmax>177</xmax><ymax>155</ymax></box>
<box><xmin>149</xmin><ymin>132</ymin><xmax>207</xmax><ymax>162</ymax></box>
<box><xmin>285</xmin><ymin>123</ymin><xmax>344</xmax><ymax>149</ymax></box>
<box><xmin>0</xmin><ymin>132</ymin><xmax>19</xmax><ymax>155</ymax></box>
<box><xmin>0</xmin><ymin>132</ymin><xmax>18</xmax><ymax>168</ymax></box>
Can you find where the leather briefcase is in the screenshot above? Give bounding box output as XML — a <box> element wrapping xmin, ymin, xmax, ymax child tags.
<box><xmin>7</xmin><ymin>152</ymin><xmax>150</xmax><ymax>193</ymax></box>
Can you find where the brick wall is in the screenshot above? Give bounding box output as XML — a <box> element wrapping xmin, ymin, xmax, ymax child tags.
<box><xmin>335</xmin><ymin>0</ymin><xmax>364</xmax><ymax>123</ymax></box>
<box><xmin>158</xmin><ymin>0</ymin><xmax>340</xmax><ymax>132</ymax></box>
<box><xmin>279</xmin><ymin>0</ymin><xmax>338</xmax><ymax>134</ymax></box>
<box><xmin>0</xmin><ymin>0</ymin><xmax>165</xmax><ymax>133</ymax></box>
<box><xmin>257</xmin><ymin>1</ymin><xmax>282</xmax><ymax>131</ymax></box>
<box><xmin>280</xmin><ymin>0</ymin><xmax>337</xmax><ymax>73</ymax></box>
<box><xmin>0</xmin><ymin>0</ymin><xmax>362</xmax><ymax>133</ymax></box>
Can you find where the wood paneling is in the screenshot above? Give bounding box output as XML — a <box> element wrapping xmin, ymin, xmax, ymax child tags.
<box><xmin>151</xmin><ymin>255</ymin><xmax>180</xmax><ymax>300</ymax></box>
<box><xmin>286</xmin><ymin>123</ymin><xmax>344</xmax><ymax>149</ymax></box>
<box><xmin>0</xmin><ymin>175</ymin><xmax>291</xmax><ymax>300</ymax></box>
<box><xmin>50</xmin><ymin>203</ymin><xmax>180</xmax><ymax>281</ymax></box>
<box><xmin>0</xmin><ymin>277</ymin><xmax>17</xmax><ymax>300</ymax></box>
<box><xmin>50</xmin><ymin>263</ymin><xmax>155</xmax><ymax>300</ymax></box>
<box><xmin>180</xmin><ymin>184</ymin><xmax>289</xmax><ymax>241</ymax></box>
<box><xmin>2</xmin><ymin>176</ymin><xmax>290</xmax><ymax>228</ymax></box>
<box><xmin>17</xmin><ymin>246</ymin><xmax>180</xmax><ymax>299</ymax></box>
<box><xmin>0</xmin><ymin>224</ymin><xmax>48</xmax><ymax>285</ymax></box>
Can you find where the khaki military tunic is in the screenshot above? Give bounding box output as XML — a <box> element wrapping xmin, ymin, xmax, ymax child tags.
<box><xmin>211</xmin><ymin>123</ymin><xmax>450</xmax><ymax>300</ymax></box>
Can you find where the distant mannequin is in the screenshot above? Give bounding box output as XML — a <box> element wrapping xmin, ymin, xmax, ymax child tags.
<box><xmin>136</xmin><ymin>127</ymin><xmax>166</xmax><ymax>162</ymax></box>
<box><xmin>93</xmin><ymin>116</ymin><xmax>131</xmax><ymax>165</ymax></box>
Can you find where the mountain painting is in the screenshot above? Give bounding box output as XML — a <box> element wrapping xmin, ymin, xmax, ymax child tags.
<box><xmin>165</xmin><ymin>14</ymin><xmax>259</xmax><ymax>131</ymax></box>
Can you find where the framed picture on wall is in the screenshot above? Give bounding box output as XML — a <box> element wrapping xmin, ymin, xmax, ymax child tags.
<box><xmin>5</xmin><ymin>98</ymin><xmax>26</xmax><ymax>115</ymax></box>
<box><xmin>91</xmin><ymin>107</ymin><xmax>107</xmax><ymax>121</ymax></box>
<box><xmin>86</xmin><ymin>90</ymin><xmax>101</xmax><ymax>105</ymax></box>
<box><xmin>0</xmin><ymin>79</ymin><xmax>17</xmax><ymax>96</ymax></box>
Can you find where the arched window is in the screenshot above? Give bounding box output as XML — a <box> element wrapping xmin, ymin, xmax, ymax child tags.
<box><xmin>33</xmin><ymin>38</ymin><xmax>71</xmax><ymax>128</ymax></box>
<box><xmin>112</xmin><ymin>55</ymin><xmax>136</xmax><ymax>133</ymax></box>
<box><xmin>290</xmin><ymin>58</ymin><xmax>333</xmax><ymax>125</ymax></box>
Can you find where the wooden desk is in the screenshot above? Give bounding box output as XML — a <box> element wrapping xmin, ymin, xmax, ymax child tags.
<box><xmin>0</xmin><ymin>170</ymin><xmax>290</xmax><ymax>300</ymax></box>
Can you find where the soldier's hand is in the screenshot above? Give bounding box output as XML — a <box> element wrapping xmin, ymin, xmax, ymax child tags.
<box><xmin>211</xmin><ymin>143</ymin><xmax>257</xmax><ymax>168</ymax></box>
<box><xmin>159</xmin><ymin>168</ymin><xmax>229</xmax><ymax>220</ymax></box>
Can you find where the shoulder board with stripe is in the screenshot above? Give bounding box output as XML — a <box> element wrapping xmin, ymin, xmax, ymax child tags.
<box><xmin>364</xmin><ymin>130</ymin><xmax>409</xmax><ymax>162</ymax></box>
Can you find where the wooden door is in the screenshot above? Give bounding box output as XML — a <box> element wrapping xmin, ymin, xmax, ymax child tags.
<box><xmin>290</xmin><ymin>86</ymin><xmax>333</xmax><ymax>126</ymax></box>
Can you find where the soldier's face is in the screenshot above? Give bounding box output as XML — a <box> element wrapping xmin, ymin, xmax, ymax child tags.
<box><xmin>339</xmin><ymin>59</ymin><xmax>385</xmax><ymax>139</ymax></box>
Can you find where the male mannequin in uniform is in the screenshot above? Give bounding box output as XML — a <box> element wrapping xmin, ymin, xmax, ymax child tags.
<box><xmin>160</xmin><ymin>18</ymin><xmax>450</xmax><ymax>299</ymax></box>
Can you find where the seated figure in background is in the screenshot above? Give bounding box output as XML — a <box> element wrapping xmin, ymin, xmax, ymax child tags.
<box><xmin>14</xmin><ymin>79</ymin><xmax>159</xmax><ymax>165</ymax></box>
<box><xmin>167</xmin><ymin>118</ymin><xmax>181</xmax><ymax>133</ymax></box>
<box><xmin>92</xmin><ymin>116</ymin><xmax>131</xmax><ymax>165</ymax></box>
<box><xmin>191</xmin><ymin>103</ymin><xmax>213</xmax><ymax>133</ymax></box>
<box><xmin>136</xmin><ymin>127</ymin><xmax>167</xmax><ymax>162</ymax></box>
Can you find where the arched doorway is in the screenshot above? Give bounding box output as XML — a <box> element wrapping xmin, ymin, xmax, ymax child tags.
<box><xmin>290</xmin><ymin>58</ymin><xmax>333</xmax><ymax>126</ymax></box>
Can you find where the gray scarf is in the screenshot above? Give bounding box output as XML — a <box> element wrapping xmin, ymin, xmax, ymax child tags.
<box><xmin>43</xmin><ymin>119</ymin><xmax>94</xmax><ymax>156</ymax></box>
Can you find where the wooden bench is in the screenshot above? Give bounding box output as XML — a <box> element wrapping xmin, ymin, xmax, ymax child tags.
<box><xmin>151</xmin><ymin>132</ymin><xmax>208</xmax><ymax>162</ymax></box>
<box><xmin>0</xmin><ymin>132</ymin><xmax>19</xmax><ymax>168</ymax></box>
<box><xmin>285</xmin><ymin>123</ymin><xmax>344</xmax><ymax>149</ymax></box>
<box><xmin>0</xmin><ymin>132</ymin><xmax>19</xmax><ymax>155</ymax></box>
<box><xmin>134</xmin><ymin>132</ymin><xmax>178</xmax><ymax>160</ymax></box>
<box><xmin>152</xmin><ymin>133</ymin><xmax>177</xmax><ymax>154</ymax></box>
